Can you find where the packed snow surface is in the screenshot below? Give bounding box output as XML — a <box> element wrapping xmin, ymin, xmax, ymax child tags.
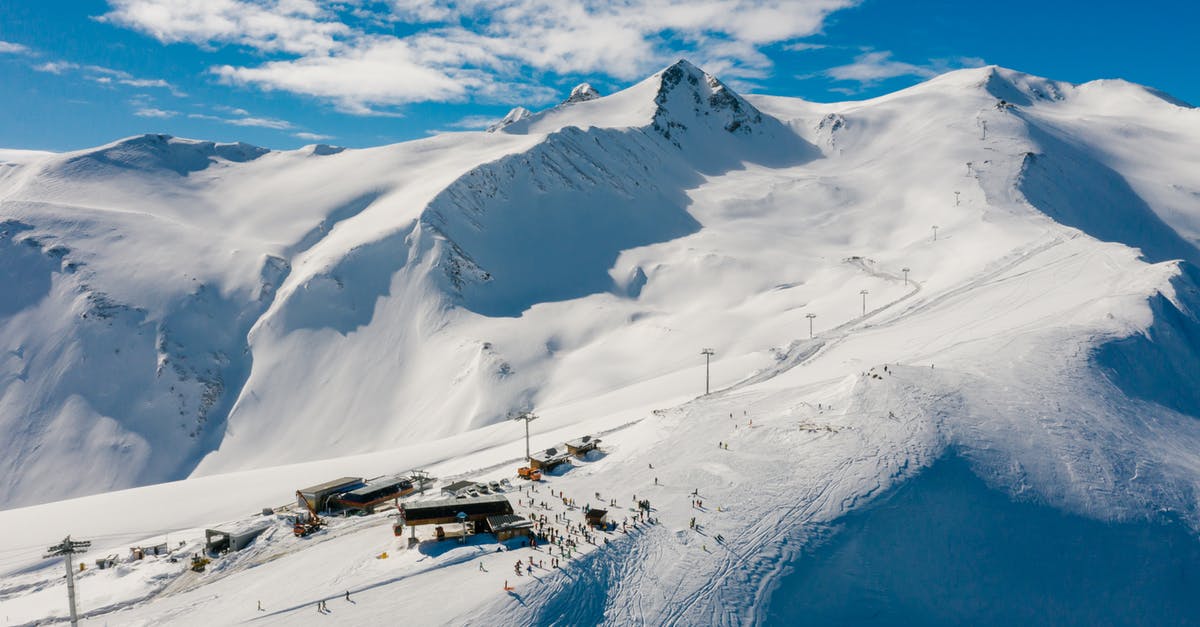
<box><xmin>1</xmin><ymin>60</ymin><xmax>1199</xmax><ymax>624</ymax></box>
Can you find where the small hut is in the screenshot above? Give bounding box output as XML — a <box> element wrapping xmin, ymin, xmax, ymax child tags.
<box><xmin>565</xmin><ymin>435</ymin><xmax>600</xmax><ymax>457</ymax></box>
<box><xmin>529</xmin><ymin>447</ymin><xmax>571</xmax><ymax>472</ymax></box>
<box><xmin>486</xmin><ymin>514</ymin><xmax>535</xmax><ymax>542</ymax></box>
<box><xmin>585</xmin><ymin>508</ymin><xmax>608</xmax><ymax>528</ymax></box>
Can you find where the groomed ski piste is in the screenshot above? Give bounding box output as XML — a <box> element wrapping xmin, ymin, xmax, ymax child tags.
<box><xmin>1</xmin><ymin>61</ymin><xmax>1199</xmax><ymax>624</ymax></box>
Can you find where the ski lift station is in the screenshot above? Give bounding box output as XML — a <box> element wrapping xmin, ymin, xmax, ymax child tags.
<box><xmin>296</xmin><ymin>477</ymin><xmax>363</xmax><ymax>512</ymax></box>
<box><xmin>401</xmin><ymin>494</ymin><xmax>514</xmax><ymax>527</ymax></box>
<box><xmin>331</xmin><ymin>476</ymin><xmax>415</xmax><ymax>514</ymax></box>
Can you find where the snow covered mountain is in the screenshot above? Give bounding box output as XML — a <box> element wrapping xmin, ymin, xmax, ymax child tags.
<box><xmin>1</xmin><ymin>59</ymin><xmax>1199</xmax><ymax>624</ymax></box>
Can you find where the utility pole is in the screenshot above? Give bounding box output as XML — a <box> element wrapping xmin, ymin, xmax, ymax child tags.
<box><xmin>805</xmin><ymin>313</ymin><xmax>817</xmax><ymax>338</ymax></box>
<box><xmin>932</xmin><ymin>225</ymin><xmax>939</xmax><ymax>241</ymax></box>
<box><xmin>45</xmin><ymin>535</ymin><xmax>90</xmax><ymax>626</ymax></box>
<box><xmin>954</xmin><ymin>191</ymin><xmax>961</xmax><ymax>206</ymax></box>
<box><xmin>860</xmin><ymin>290</ymin><xmax>869</xmax><ymax>317</ymax></box>
<box><xmin>902</xmin><ymin>267</ymin><xmax>910</xmax><ymax>286</ymax></box>
<box><xmin>513</xmin><ymin>412</ymin><xmax>538</xmax><ymax>461</ymax></box>
<box><xmin>701</xmin><ymin>348</ymin><xmax>715</xmax><ymax>395</ymax></box>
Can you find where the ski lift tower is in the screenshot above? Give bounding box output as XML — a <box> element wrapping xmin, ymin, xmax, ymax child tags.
<box><xmin>44</xmin><ymin>536</ymin><xmax>91</xmax><ymax>627</ymax></box>
<box><xmin>701</xmin><ymin>348</ymin><xmax>716</xmax><ymax>395</ymax></box>
<box><xmin>513</xmin><ymin>411</ymin><xmax>538</xmax><ymax>462</ymax></box>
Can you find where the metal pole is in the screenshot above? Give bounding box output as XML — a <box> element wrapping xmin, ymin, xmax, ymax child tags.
<box><xmin>932</xmin><ymin>225</ymin><xmax>939</xmax><ymax>241</ymax></box>
<box><xmin>513</xmin><ymin>412</ymin><xmax>538</xmax><ymax>462</ymax></box>
<box><xmin>902</xmin><ymin>267</ymin><xmax>910</xmax><ymax>286</ymax></box>
<box><xmin>45</xmin><ymin>535</ymin><xmax>88</xmax><ymax>627</ymax></box>
<box><xmin>700</xmin><ymin>349</ymin><xmax>715</xmax><ymax>395</ymax></box>
<box><xmin>65</xmin><ymin>549</ymin><xmax>78</xmax><ymax>627</ymax></box>
<box><xmin>806</xmin><ymin>313</ymin><xmax>816</xmax><ymax>338</ymax></box>
<box><xmin>860</xmin><ymin>290</ymin><xmax>869</xmax><ymax>317</ymax></box>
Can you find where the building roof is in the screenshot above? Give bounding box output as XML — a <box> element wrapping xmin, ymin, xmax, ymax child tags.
<box><xmin>585</xmin><ymin>508</ymin><xmax>608</xmax><ymax>520</ymax></box>
<box><xmin>298</xmin><ymin>476</ymin><xmax>363</xmax><ymax>495</ymax></box>
<box><xmin>530</xmin><ymin>447</ymin><xmax>570</xmax><ymax>463</ymax></box>
<box><xmin>400</xmin><ymin>494</ymin><xmax>513</xmax><ymax>522</ymax></box>
<box><xmin>487</xmin><ymin>514</ymin><xmax>534</xmax><ymax>533</ymax></box>
<box><xmin>207</xmin><ymin>518</ymin><xmax>273</xmax><ymax>539</ymax></box>
<box><xmin>406</xmin><ymin>493</ymin><xmax>509</xmax><ymax>511</ymax></box>
<box><xmin>344</xmin><ymin>476</ymin><xmax>411</xmax><ymax>498</ymax></box>
<box><xmin>441</xmin><ymin>479</ymin><xmax>477</xmax><ymax>493</ymax></box>
<box><xmin>565</xmin><ymin>435</ymin><xmax>600</xmax><ymax>448</ymax></box>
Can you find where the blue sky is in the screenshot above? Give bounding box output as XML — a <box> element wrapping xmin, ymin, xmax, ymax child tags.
<box><xmin>1</xmin><ymin>0</ymin><xmax>1195</xmax><ymax>152</ymax></box>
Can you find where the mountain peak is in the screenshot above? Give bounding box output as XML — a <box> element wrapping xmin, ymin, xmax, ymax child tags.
<box><xmin>54</xmin><ymin>134</ymin><xmax>269</xmax><ymax>177</ymax></box>
<box><xmin>563</xmin><ymin>83</ymin><xmax>601</xmax><ymax>105</ymax></box>
<box><xmin>487</xmin><ymin>106</ymin><xmax>532</xmax><ymax>132</ymax></box>
<box><xmin>650</xmin><ymin>58</ymin><xmax>765</xmax><ymax>142</ymax></box>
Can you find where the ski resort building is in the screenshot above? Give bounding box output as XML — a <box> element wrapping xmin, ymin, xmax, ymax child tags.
<box><xmin>529</xmin><ymin>447</ymin><xmax>571</xmax><ymax>471</ymax></box>
<box><xmin>296</xmin><ymin>477</ymin><xmax>363</xmax><ymax>513</ymax></box>
<box><xmin>486</xmin><ymin>514</ymin><xmax>535</xmax><ymax>541</ymax></box>
<box><xmin>565</xmin><ymin>435</ymin><xmax>600</xmax><ymax>457</ymax></box>
<box><xmin>205</xmin><ymin>520</ymin><xmax>272</xmax><ymax>554</ymax></box>
<box><xmin>331</xmin><ymin>476</ymin><xmax>415</xmax><ymax>513</ymax></box>
<box><xmin>400</xmin><ymin>494</ymin><xmax>514</xmax><ymax>527</ymax></box>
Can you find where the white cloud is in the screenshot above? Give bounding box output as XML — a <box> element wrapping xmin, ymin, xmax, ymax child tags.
<box><xmin>34</xmin><ymin>61</ymin><xmax>79</xmax><ymax>74</ymax></box>
<box><xmin>826</xmin><ymin>51</ymin><xmax>986</xmax><ymax>86</ymax></box>
<box><xmin>100</xmin><ymin>0</ymin><xmax>349</xmax><ymax>56</ymax></box>
<box><xmin>224</xmin><ymin>116</ymin><xmax>294</xmax><ymax>129</ymax></box>
<box><xmin>826</xmin><ymin>51</ymin><xmax>936</xmax><ymax>83</ymax></box>
<box><xmin>782</xmin><ymin>42</ymin><xmax>827</xmax><ymax>52</ymax></box>
<box><xmin>0</xmin><ymin>40</ymin><xmax>30</xmax><ymax>55</ymax></box>
<box><xmin>293</xmin><ymin>131</ymin><xmax>333</xmax><ymax>140</ymax></box>
<box><xmin>214</xmin><ymin>105</ymin><xmax>251</xmax><ymax>116</ymax></box>
<box><xmin>101</xmin><ymin>0</ymin><xmax>859</xmax><ymax>114</ymax></box>
<box><xmin>188</xmin><ymin>111</ymin><xmax>294</xmax><ymax>129</ymax></box>
<box><xmin>446</xmin><ymin>114</ymin><xmax>501</xmax><ymax>129</ymax></box>
<box><xmin>34</xmin><ymin>59</ymin><xmax>184</xmax><ymax>95</ymax></box>
<box><xmin>135</xmin><ymin>107</ymin><xmax>178</xmax><ymax>118</ymax></box>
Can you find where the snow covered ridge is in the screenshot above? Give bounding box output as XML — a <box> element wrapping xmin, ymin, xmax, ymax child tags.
<box><xmin>0</xmin><ymin>57</ymin><xmax>1197</xmax><ymax>530</ymax></box>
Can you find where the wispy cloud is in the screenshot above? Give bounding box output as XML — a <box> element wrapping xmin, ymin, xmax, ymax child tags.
<box><xmin>826</xmin><ymin>51</ymin><xmax>986</xmax><ymax>87</ymax></box>
<box><xmin>782</xmin><ymin>42</ymin><xmax>827</xmax><ymax>52</ymax></box>
<box><xmin>134</xmin><ymin>107</ymin><xmax>178</xmax><ymax>118</ymax></box>
<box><xmin>34</xmin><ymin>61</ymin><xmax>79</xmax><ymax>74</ymax></box>
<box><xmin>33</xmin><ymin>58</ymin><xmax>185</xmax><ymax>95</ymax></box>
<box><xmin>0</xmin><ymin>40</ymin><xmax>31</xmax><ymax>55</ymax></box>
<box><xmin>446</xmin><ymin>114</ymin><xmax>501</xmax><ymax>130</ymax></box>
<box><xmin>188</xmin><ymin>112</ymin><xmax>292</xmax><ymax>129</ymax></box>
<box><xmin>100</xmin><ymin>0</ymin><xmax>860</xmax><ymax>115</ymax></box>
<box><xmin>293</xmin><ymin>131</ymin><xmax>333</xmax><ymax>141</ymax></box>
<box><xmin>214</xmin><ymin>105</ymin><xmax>250</xmax><ymax>116</ymax></box>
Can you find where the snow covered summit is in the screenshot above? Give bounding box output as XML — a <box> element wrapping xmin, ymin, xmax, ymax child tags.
<box><xmin>563</xmin><ymin>83</ymin><xmax>601</xmax><ymax>104</ymax></box>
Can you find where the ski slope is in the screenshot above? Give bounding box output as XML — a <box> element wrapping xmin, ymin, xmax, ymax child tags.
<box><xmin>1</xmin><ymin>61</ymin><xmax>1199</xmax><ymax>624</ymax></box>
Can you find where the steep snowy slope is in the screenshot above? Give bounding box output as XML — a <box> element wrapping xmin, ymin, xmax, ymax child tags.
<box><xmin>1</xmin><ymin>58</ymin><xmax>1200</xmax><ymax>625</ymax></box>
<box><xmin>0</xmin><ymin>131</ymin><xmax>544</xmax><ymax>506</ymax></box>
